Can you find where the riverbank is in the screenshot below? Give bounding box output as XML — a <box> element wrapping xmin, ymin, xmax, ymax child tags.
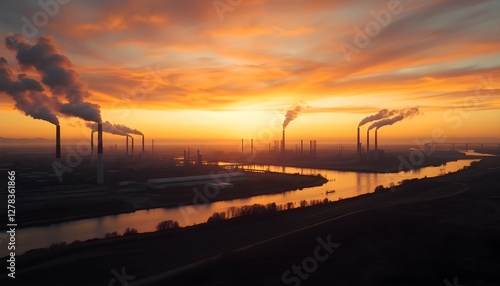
<box><xmin>4</xmin><ymin>157</ymin><xmax>498</xmax><ymax>285</ymax></box>
<box><xmin>0</xmin><ymin>170</ymin><xmax>327</xmax><ymax>229</ymax></box>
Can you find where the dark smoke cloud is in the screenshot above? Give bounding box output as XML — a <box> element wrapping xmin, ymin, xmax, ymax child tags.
<box><xmin>5</xmin><ymin>34</ymin><xmax>101</xmax><ymax>123</ymax></box>
<box><xmin>86</xmin><ymin>121</ymin><xmax>128</xmax><ymax>136</ymax></box>
<box><xmin>0</xmin><ymin>57</ymin><xmax>59</xmax><ymax>125</ymax></box>
<box><xmin>114</xmin><ymin>124</ymin><xmax>143</xmax><ymax>136</ymax></box>
<box><xmin>368</xmin><ymin>107</ymin><xmax>420</xmax><ymax>130</ymax></box>
<box><xmin>283</xmin><ymin>105</ymin><xmax>302</xmax><ymax>129</ymax></box>
<box><xmin>358</xmin><ymin>108</ymin><xmax>397</xmax><ymax>127</ymax></box>
<box><xmin>86</xmin><ymin>121</ymin><xmax>143</xmax><ymax>138</ymax></box>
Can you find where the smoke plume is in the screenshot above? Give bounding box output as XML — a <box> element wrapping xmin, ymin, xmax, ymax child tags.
<box><xmin>0</xmin><ymin>57</ymin><xmax>59</xmax><ymax>125</ymax></box>
<box><xmin>368</xmin><ymin>107</ymin><xmax>420</xmax><ymax>130</ymax></box>
<box><xmin>358</xmin><ymin>109</ymin><xmax>397</xmax><ymax>127</ymax></box>
<box><xmin>5</xmin><ymin>34</ymin><xmax>101</xmax><ymax>123</ymax></box>
<box><xmin>114</xmin><ymin>124</ymin><xmax>143</xmax><ymax>135</ymax></box>
<box><xmin>86</xmin><ymin>121</ymin><xmax>128</xmax><ymax>136</ymax></box>
<box><xmin>283</xmin><ymin>105</ymin><xmax>302</xmax><ymax>129</ymax></box>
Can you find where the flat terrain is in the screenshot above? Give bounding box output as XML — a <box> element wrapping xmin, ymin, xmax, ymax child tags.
<box><xmin>0</xmin><ymin>166</ymin><xmax>327</xmax><ymax>229</ymax></box>
<box><xmin>2</xmin><ymin>157</ymin><xmax>498</xmax><ymax>285</ymax></box>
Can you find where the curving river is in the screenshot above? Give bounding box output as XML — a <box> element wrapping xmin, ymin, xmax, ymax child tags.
<box><xmin>3</xmin><ymin>158</ymin><xmax>480</xmax><ymax>257</ymax></box>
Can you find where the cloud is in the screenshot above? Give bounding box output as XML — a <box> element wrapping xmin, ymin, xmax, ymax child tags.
<box><xmin>0</xmin><ymin>0</ymin><xmax>499</xmax><ymax>114</ymax></box>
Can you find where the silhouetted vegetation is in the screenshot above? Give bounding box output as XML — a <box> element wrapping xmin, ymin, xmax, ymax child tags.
<box><xmin>206</xmin><ymin>199</ymin><xmax>331</xmax><ymax>224</ymax></box>
<box><xmin>374</xmin><ymin>185</ymin><xmax>386</xmax><ymax>192</ymax></box>
<box><xmin>104</xmin><ymin>231</ymin><xmax>119</xmax><ymax>238</ymax></box>
<box><xmin>207</xmin><ymin>212</ymin><xmax>226</xmax><ymax>224</ymax></box>
<box><xmin>123</xmin><ymin>227</ymin><xmax>138</xmax><ymax>236</ymax></box>
<box><xmin>156</xmin><ymin>220</ymin><xmax>180</xmax><ymax>231</ymax></box>
<box><xmin>48</xmin><ymin>242</ymin><xmax>66</xmax><ymax>249</ymax></box>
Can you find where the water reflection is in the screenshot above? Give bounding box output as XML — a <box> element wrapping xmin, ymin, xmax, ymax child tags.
<box><xmin>6</xmin><ymin>159</ymin><xmax>479</xmax><ymax>257</ymax></box>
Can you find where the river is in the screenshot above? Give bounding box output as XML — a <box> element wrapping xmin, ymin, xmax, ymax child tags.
<box><xmin>4</xmin><ymin>158</ymin><xmax>480</xmax><ymax>257</ymax></box>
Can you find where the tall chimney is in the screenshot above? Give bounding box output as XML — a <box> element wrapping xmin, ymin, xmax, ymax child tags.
<box><xmin>357</xmin><ymin>127</ymin><xmax>360</xmax><ymax>160</ymax></box>
<box><xmin>56</xmin><ymin>125</ymin><xmax>61</xmax><ymax>161</ymax></box>
<box><xmin>375</xmin><ymin>128</ymin><xmax>379</xmax><ymax>162</ymax></box>
<box><xmin>251</xmin><ymin>139</ymin><xmax>253</xmax><ymax>155</ymax></box>
<box><xmin>90</xmin><ymin>130</ymin><xmax>94</xmax><ymax>163</ymax></box>
<box><xmin>97</xmin><ymin>123</ymin><xmax>104</xmax><ymax>184</ymax></box>
<box><xmin>142</xmin><ymin>135</ymin><xmax>145</xmax><ymax>157</ymax></box>
<box><xmin>282</xmin><ymin>129</ymin><xmax>285</xmax><ymax>153</ymax></box>
<box><xmin>366</xmin><ymin>129</ymin><xmax>370</xmax><ymax>162</ymax></box>
<box><xmin>241</xmin><ymin>139</ymin><xmax>244</xmax><ymax>156</ymax></box>
<box><xmin>152</xmin><ymin>139</ymin><xmax>154</xmax><ymax>155</ymax></box>
<box><xmin>301</xmin><ymin>140</ymin><xmax>303</xmax><ymax>157</ymax></box>
<box><xmin>131</xmin><ymin>137</ymin><xmax>134</xmax><ymax>157</ymax></box>
<box><xmin>126</xmin><ymin>135</ymin><xmax>129</xmax><ymax>156</ymax></box>
<box><xmin>187</xmin><ymin>147</ymin><xmax>190</xmax><ymax>164</ymax></box>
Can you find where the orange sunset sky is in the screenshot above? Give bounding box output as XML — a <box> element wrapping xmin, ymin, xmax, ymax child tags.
<box><xmin>0</xmin><ymin>0</ymin><xmax>499</xmax><ymax>146</ymax></box>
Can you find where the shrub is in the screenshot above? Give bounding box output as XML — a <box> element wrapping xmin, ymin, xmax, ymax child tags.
<box><xmin>123</xmin><ymin>227</ymin><xmax>138</xmax><ymax>236</ymax></box>
<box><xmin>48</xmin><ymin>242</ymin><xmax>66</xmax><ymax>249</ymax></box>
<box><xmin>299</xmin><ymin>200</ymin><xmax>308</xmax><ymax>208</ymax></box>
<box><xmin>156</xmin><ymin>220</ymin><xmax>180</xmax><ymax>231</ymax></box>
<box><xmin>104</xmin><ymin>231</ymin><xmax>119</xmax><ymax>238</ymax></box>
<box><xmin>207</xmin><ymin>212</ymin><xmax>226</xmax><ymax>224</ymax></box>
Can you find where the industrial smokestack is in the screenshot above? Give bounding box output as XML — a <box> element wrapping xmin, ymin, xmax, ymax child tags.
<box><xmin>310</xmin><ymin>140</ymin><xmax>312</xmax><ymax>157</ymax></box>
<box><xmin>131</xmin><ymin>136</ymin><xmax>134</xmax><ymax>157</ymax></box>
<box><xmin>142</xmin><ymin>135</ymin><xmax>145</xmax><ymax>157</ymax></box>
<box><xmin>56</xmin><ymin>125</ymin><xmax>61</xmax><ymax>161</ymax></box>
<box><xmin>97</xmin><ymin>123</ymin><xmax>103</xmax><ymax>184</ymax></box>
<box><xmin>90</xmin><ymin>131</ymin><xmax>94</xmax><ymax>163</ymax></box>
<box><xmin>282</xmin><ymin>129</ymin><xmax>285</xmax><ymax>153</ymax></box>
<box><xmin>366</xmin><ymin>129</ymin><xmax>370</xmax><ymax>162</ymax></box>
<box><xmin>251</xmin><ymin>139</ymin><xmax>253</xmax><ymax>155</ymax></box>
<box><xmin>241</xmin><ymin>139</ymin><xmax>244</xmax><ymax>156</ymax></box>
<box><xmin>301</xmin><ymin>140</ymin><xmax>303</xmax><ymax>157</ymax></box>
<box><xmin>126</xmin><ymin>136</ymin><xmax>129</xmax><ymax>156</ymax></box>
<box><xmin>357</xmin><ymin>127</ymin><xmax>360</xmax><ymax>160</ymax></box>
<box><xmin>375</xmin><ymin>128</ymin><xmax>378</xmax><ymax>152</ymax></box>
<box><xmin>152</xmin><ymin>139</ymin><xmax>154</xmax><ymax>155</ymax></box>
